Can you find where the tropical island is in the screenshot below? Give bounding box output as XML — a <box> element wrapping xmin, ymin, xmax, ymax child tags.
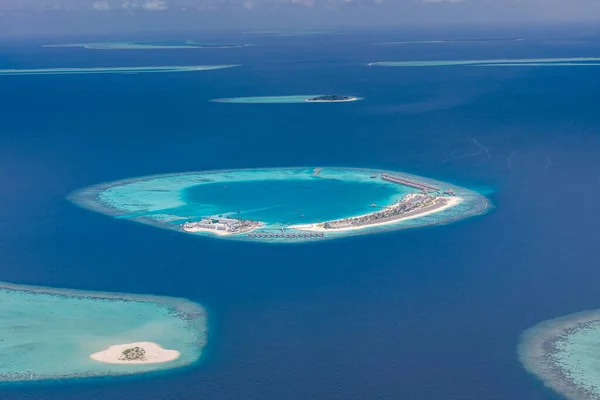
<box><xmin>212</xmin><ymin>94</ymin><xmax>362</xmax><ymax>104</ymax></box>
<box><xmin>68</xmin><ymin>167</ymin><xmax>488</xmax><ymax>243</ymax></box>
<box><xmin>90</xmin><ymin>342</ymin><xmax>180</xmax><ymax>365</ymax></box>
<box><xmin>0</xmin><ymin>281</ymin><xmax>207</xmax><ymax>382</ymax></box>
<box><xmin>306</xmin><ymin>95</ymin><xmax>359</xmax><ymax>103</ymax></box>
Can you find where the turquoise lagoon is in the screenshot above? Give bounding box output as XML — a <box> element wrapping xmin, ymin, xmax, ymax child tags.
<box><xmin>68</xmin><ymin>167</ymin><xmax>488</xmax><ymax>243</ymax></box>
<box><xmin>369</xmin><ymin>57</ymin><xmax>600</xmax><ymax>67</ymax></box>
<box><xmin>0</xmin><ymin>281</ymin><xmax>207</xmax><ymax>382</ymax></box>
<box><xmin>518</xmin><ymin>310</ymin><xmax>600</xmax><ymax>400</ymax></box>
<box><xmin>0</xmin><ymin>65</ymin><xmax>238</xmax><ymax>77</ymax></box>
<box><xmin>44</xmin><ymin>41</ymin><xmax>250</xmax><ymax>50</ymax></box>
<box><xmin>212</xmin><ymin>95</ymin><xmax>362</xmax><ymax>104</ymax></box>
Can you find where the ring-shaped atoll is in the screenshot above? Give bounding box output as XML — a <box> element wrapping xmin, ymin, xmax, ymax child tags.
<box><xmin>519</xmin><ymin>310</ymin><xmax>600</xmax><ymax>400</ymax></box>
<box><xmin>211</xmin><ymin>95</ymin><xmax>362</xmax><ymax>104</ymax></box>
<box><xmin>43</xmin><ymin>41</ymin><xmax>250</xmax><ymax>50</ymax></box>
<box><xmin>0</xmin><ymin>65</ymin><xmax>238</xmax><ymax>77</ymax></box>
<box><xmin>68</xmin><ymin>167</ymin><xmax>489</xmax><ymax>243</ymax></box>
<box><xmin>0</xmin><ymin>281</ymin><xmax>207</xmax><ymax>382</ymax></box>
<box><xmin>369</xmin><ymin>57</ymin><xmax>600</xmax><ymax>67</ymax></box>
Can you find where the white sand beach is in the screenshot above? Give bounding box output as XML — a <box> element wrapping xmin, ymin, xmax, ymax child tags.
<box><xmin>89</xmin><ymin>342</ymin><xmax>180</xmax><ymax>364</ymax></box>
<box><xmin>290</xmin><ymin>196</ymin><xmax>463</xmax><ymax>233</ymax></box>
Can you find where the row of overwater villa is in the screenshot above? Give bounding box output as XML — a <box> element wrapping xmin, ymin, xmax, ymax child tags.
<box><xmin>245</xmin><ymin>232</ymin><xmax>325</xmax><ymax>239</ymax></box>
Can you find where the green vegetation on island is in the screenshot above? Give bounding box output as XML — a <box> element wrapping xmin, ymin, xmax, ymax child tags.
<box><xmin>119</xmin><ymin>347</ymin><xmax>147</xmax><ymax>361</ymax></box>
<box><xmin>307</xmin><ymin>95</ymin><xmax>356</xmax><ymax>102</ymax></box>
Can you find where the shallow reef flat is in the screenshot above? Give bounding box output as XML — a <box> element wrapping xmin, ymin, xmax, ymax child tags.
<box><xmin>68</xmin><ymin>167</ymin><xmax>489</xmax><ymax>243</ymax></box>
<box><xmin>369</xmin><ymin>57</ymin><xmax>600</xmax><ymax>67</ymax></box>
<box><xmin>518</xmin><ymin>310</ymin><xmax>600</xmax><ymax>400</ymax></box>
<box><xmin>242</xmin><ymin>30</ymin><xmax>331</xmax><ymax>37</ymax></box>
<box><xmin>0</xmin><ymin>281</ymin><xmax>207</xmax><ymax>382</ymax></box>
<box><xmin>0</xmin><ymin>65</ymin><xmax>238</xmax><ymax>77</ymax></box>
<box><xmin>212</xmin><ymin>95</ymin><xmax>362</xmax><ymax>104</ymax></box>
<box><xmin>375</xmin><ymin>38</ymin><xmax>524</xmax><ymax>45</ymax></box>
<box><xmin>44</xmin><ymin>41</ymin><xmax>250</xmax><ymax>50</ymax></box>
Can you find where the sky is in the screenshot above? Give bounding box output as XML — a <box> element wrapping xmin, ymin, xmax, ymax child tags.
<box><xmin>1</xmin><ymin>0</ymin><xmax>600</xmax><ymax>37</ymax></box>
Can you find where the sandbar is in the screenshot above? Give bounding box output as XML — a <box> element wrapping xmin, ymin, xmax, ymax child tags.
<box><xmin>90</xmin><ymin>342</ymin><xmax>180</xmax><ymax>364</ymax></box>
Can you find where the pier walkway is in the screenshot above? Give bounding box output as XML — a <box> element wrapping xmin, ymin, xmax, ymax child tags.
<box><xmin>381</xmin><ymin>174</ymin><xmax>440</xmax><ymax>192</ymax></box>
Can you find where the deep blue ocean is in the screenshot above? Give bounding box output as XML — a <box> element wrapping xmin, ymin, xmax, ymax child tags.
<box><xmin>1</xmin><ymin>27</ymin><xmax>600</xmax><ymax>399</ymax></box>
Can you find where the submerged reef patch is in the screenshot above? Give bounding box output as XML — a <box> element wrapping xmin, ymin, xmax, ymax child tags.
<box><xmin>68</xmin><ymin>167</ymin><xmax>488</xmax><ymax>243</ymax></box>
<box><xmin>375</xmin><ymin>38</ymin><xmax>524</xmax><ymax>45</ymax></box>
<box><xmin>518</xmin><ymin>310</ymin><xmax>600</xmax><ymax>400</ymax></box>
<box><xmin>0</xmin><ymin>281</ymin><xmax>207</xmax><ymax>382</ymax></box>
<box><xmin>242</xmin><ymin>30</ymin><xmax>331</xmax><ymax>37</ymax></box>
<box><xmin>0</xmin><ymin>65</ymin><xmax>239</xmax><ymax>77</ymax></box>
<box><xmin>43</xmin><ymin>41</ymin><xmax>250</xmax><ymax>50</ymax></box>
<box><xmin>369</xmin><ymin>57</ymin><xmax>600</xmax><ymax>67</ymax></box>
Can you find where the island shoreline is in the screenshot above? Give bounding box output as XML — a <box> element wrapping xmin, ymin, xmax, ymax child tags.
<box><xmin>290</xmin><ymin>196</ymin><xmax>463</xmax><ymax>232</ymax></box>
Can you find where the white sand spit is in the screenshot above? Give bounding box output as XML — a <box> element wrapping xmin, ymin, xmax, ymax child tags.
<box><xmin>90</xmin><ymin>342</ymin><xmax>180</xmax><ymax>364</ymax></box>
<box><xmin>291</xmin><ymin>196</ymin><xmax>463</xmax><ymax>232</ymax></box>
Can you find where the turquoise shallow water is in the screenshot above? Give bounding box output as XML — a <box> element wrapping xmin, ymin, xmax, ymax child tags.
<box><xmin>43</xmin><ymin>41</ymin><xmax>248</xmax><ymax>50</ymax></box>
<box><xmin>0</xmin><ymin>65</ymin><xmax>238</xmax><ymax>76</ymax></box>
<box><xmin>0</xmin><ymin>282</ymin><xmax>207</xmax><ymax>382</ymax></box>
<box><xmin>183</xmin><ymin>178</ymin><xmax>402</xmax><ymax>224</ymax></box>
<box><xmin>68</xmin><ymin>167</ymin><xmax>488</xmax><ymax>242</ymax></box>
<box><xmin>370</xmin><ymin>57</ymin><xmax>600</xmax><ymax>67</ymax></box>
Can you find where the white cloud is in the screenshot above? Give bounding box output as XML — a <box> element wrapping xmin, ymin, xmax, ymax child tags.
<box><xmin>92</xmin><ymin>0</ymin><xmax>111</xmax><ymax>10</ymax></box>
<box><xmin>242</xmin><ymin>0</ymin><xmax>254</xmax><ymax>9</ymax></box>
<box><xmin>291</xmin><ymin>0</ymin><xmax>316</xmax><ymax>6</ymax></box>
<box><xmin>422</xmin><ymin>0</ymin><xmax>466</xmax><ymax>3</ymax></box>
<box><xmin>142</xmin><ymin>0</ymin><xmax>168</xmax><ymax>10</ymax></box>
<box><xmin>120</xmin><ymin>0</ymin><xmax>167</xmax><ymax>10</ymax></box>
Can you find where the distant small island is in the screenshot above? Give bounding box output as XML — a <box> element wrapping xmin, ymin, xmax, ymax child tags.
<box><xmin>212</xmin><ymin>94</ymin><xmax>362</xmax><ymax>104</ymax></box>
<box><xmin>306</xmin><ymin>95</ymin><xmax>359</xmax><ymax>103</ymax></box>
